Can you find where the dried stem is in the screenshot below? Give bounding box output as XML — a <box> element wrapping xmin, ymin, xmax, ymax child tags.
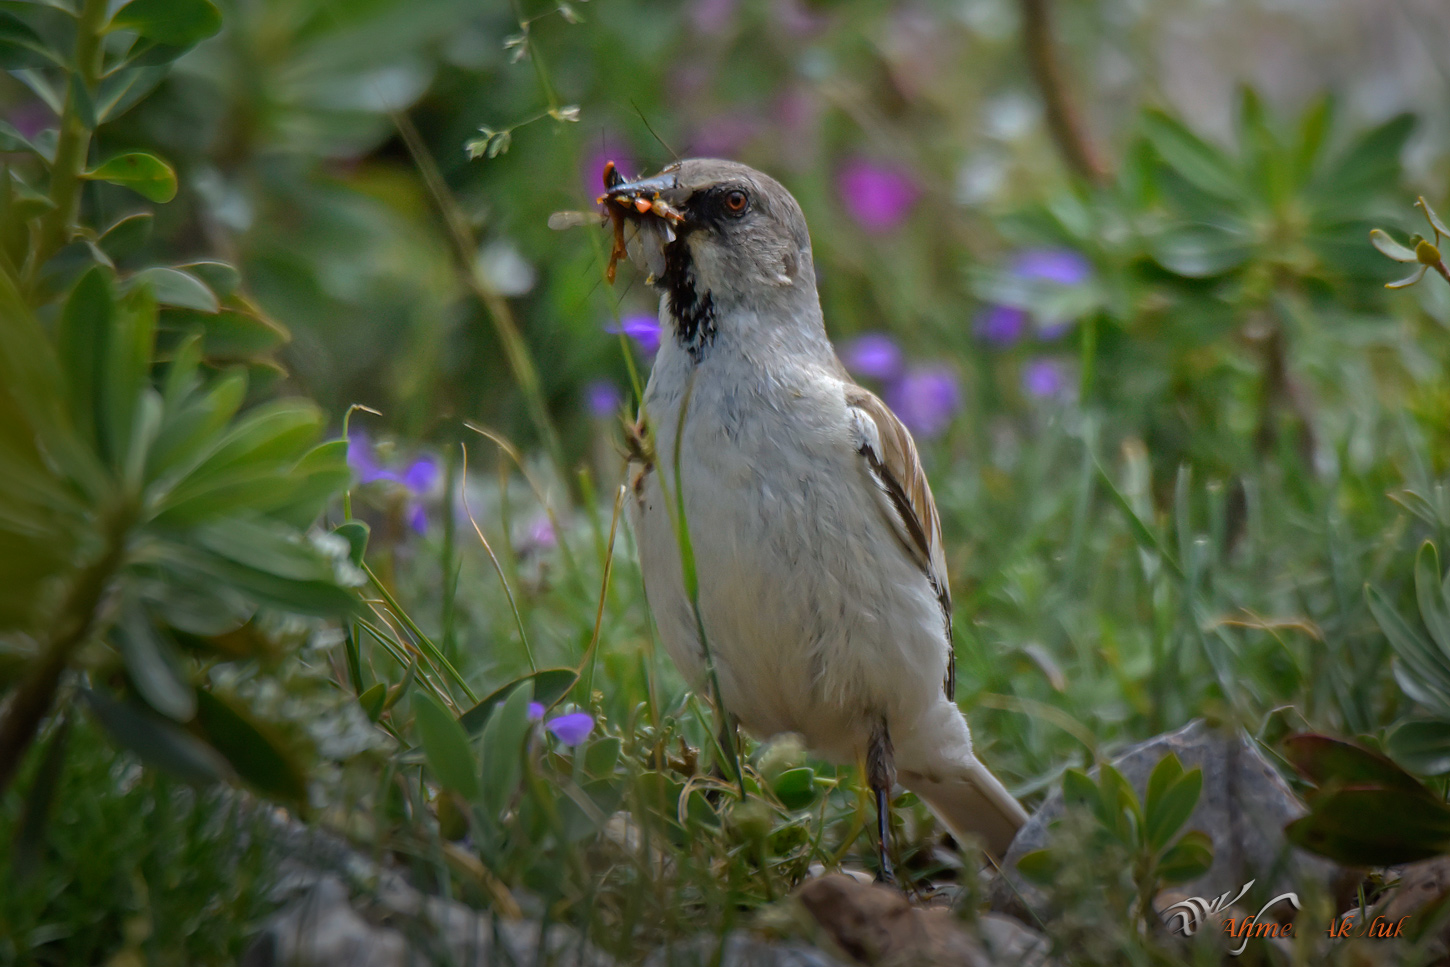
<box><xmin>1020</xmin><ymin>0</ymin><xmax>1110</xmax><ymax>185</ymax></box>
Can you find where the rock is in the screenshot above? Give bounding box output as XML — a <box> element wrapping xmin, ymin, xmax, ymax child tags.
<box><xmin>644</xmin><ymin>934</ymin><xmax>854</xmax><ymax>967</ymax></box>
<box><xmin>993</xmin><ymin>719</ymin><xmax>1343</xmax><ymax>921</ymax></box>
<box><xmin>794</xmin><ymin>873</ymin><xmax>1054</xmax><ymax>967</ymax></box>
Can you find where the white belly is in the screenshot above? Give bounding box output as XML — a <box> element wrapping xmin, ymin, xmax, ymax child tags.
<box><xmin>627</xmin><ymin>358</ymin><xmax>950</xmax><ymax>764</ymax></box>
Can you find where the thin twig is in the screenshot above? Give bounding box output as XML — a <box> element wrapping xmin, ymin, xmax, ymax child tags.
<box><xmin>1020</xmin><ymin>0</ymin><xmax>1110</xmax><ymax>184</ymax></box>
<box><xmin>458</xmin><ymin>442</ymin><xmax>538</xmax><ymax>673</ymax></box>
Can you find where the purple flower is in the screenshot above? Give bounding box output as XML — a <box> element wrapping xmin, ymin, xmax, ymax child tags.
<box><xmin>1012</xmin><ymin>248</ymin><xmax>1091</xmax><ymax>286</ymax></box>
<box><xmin>691</xmin><ymin>0</ymin><xmax>740</xmax><ymax>34</ymax></box>
<box><xmin>837</xmin><ymin>160</ymin><xmax>919</xmax><ymax>234</ymax></box>
<box><xmin>6</xmin><ymin>101</ymin><xmax>51</xmax><ymax>141</ymax></box>
<box><xmin>1022</xmin><ymin>358</ymin><xmax>1069</xmax><ymax>398</ymax></box>
<box><xmin>973</xmin><ymin>305</ymin><xmax>1028</xmax><ymax>347</ymax></box>
<box><xmin>885</xmin><ymin>366</ymin><xmax>961</xmax><ymax>439</ymax></box>
<box><xmin>519</xmin><ymin>512</ymin><xmax>556</xmax><ymax>555</ymax></box>
<box><xmin>402</xmin><ymin>456</ymin><xmax>438</xmax><ymax>494</ymax></box>
<box><xmin>527</xmin><ymin>702</ymin><xmax>547</xmax><ymax>722</ymax></box>
<box><xmin>544</xmin><ymin>712</ymin><xmax>594</xmax><ymax>745</ymax></box>
<box><xmin>407</xmin><ymin>503</ymin><xmax>428</xmax><ymax>535</ymax></box>
<box><xmin>842</xmin><ymin>332</ymin><xmax>904</xmax><ymax>381</ymax></box>
<box><xmin>607</xmin><ymin>313</ymin><xmax>662</xmax><ymax>355</ymax></box>
<box><xmin>688</xmin><ymin>112</ymin><xmax>761</xmax><ymax>158</ymax></box>
<box><xmin>584</xmin><ymin>379</ymin><xmax>623</xmax><ymax>418</ymax></box>
<box><xmin>583</xmin><ymin>141</ymin><xmax>635</xmax><ymax>198</ymax></box>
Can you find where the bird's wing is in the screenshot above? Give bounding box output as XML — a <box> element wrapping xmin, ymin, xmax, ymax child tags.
<box><xmin>843</xmin><ymin>383</ymin><xmax>955</xmax><ymax>700</ymax></box>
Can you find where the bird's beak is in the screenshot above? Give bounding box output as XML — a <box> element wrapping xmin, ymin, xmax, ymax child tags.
<box><xmin>598</xmin><ymin>166</ymin><xmax>691</xmax><ymax>280</ymax></box>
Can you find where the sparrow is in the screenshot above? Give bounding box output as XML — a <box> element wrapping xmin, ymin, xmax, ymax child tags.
<box><xmin>606</xmin><ymin>158</ymin><xmax>1028</xmax><ymax>880</ymax></box>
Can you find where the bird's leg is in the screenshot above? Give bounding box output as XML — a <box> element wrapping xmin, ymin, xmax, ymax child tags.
<box><xmin>867</xmin><ymin>717</ymin><xmax>898</xmax><ymax>886</ymax></box>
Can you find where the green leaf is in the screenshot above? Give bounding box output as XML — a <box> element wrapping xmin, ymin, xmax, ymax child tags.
<box><xmin>1282</xmin><ymin>733</ymin><xmax>1431</xmax><ymax>795</ymax></box>
<box><xmin>0</xmin><ymin>119</ymin><xmax>40</xmax><ymax>155</ymax></box>
<box><xmin>1141</xmin><ymin>108</ymin><xmax>1245</xmax><ymax>201</ymax></box>
<box><xmin>772</xmin><ymin>766</ymin><xmax>818</xmax><ymax>810</ymax></box>
<box><xmin>98</xmin><ymin>285</ymin><xmax>158</xmax><ymax>471</ymax></box>
<box><xmin>194</xmin><ymin>690</ymin><xmax>308</xmax><ymax>803</ymax></box>
<box><xmin>1287</xmin><ymin>786</ymin><xmax>1450</xmax><ymax>866</ymax></box>
<box><xmin>1386</xmin><ymin>264</ymin><xmax>1429</xmax><ymax>289</ymax></box>
<box><xmin>182</xmin><ymin>261</ymin><xmax>241</xmax><ymax>298</ymax></box>
<box><xmin>1146</xmin><ymin>768</ymin><xmax>1202</xmax><ymax>853</ymax></box>
<box><xmin>1386</xmin><ymin>720</ymin><xmax>1450</xmax><ymax>777</ymax></box>
<box><xmin>1370</xmin><ymin>229</ymin><xmax>1419</xmax><ymax>263</ymax></box>
<box><xmin>12</xmin><ymin>715</ymin><xmax>70</xmax><ymax>880</ymax></box>
<box><xmin>131</xmin><ymin>267</ymin><xmax>219</xmax><ymax>312</ymax></box>
<box><xmin>83</xmin><ymin>688</ymin><xmax>229</xmax><ymax>786</ymax></box>
<box><xmin>480</xmin><ymin>682</ymin><xmax>534</xmax><ymax>818</ymax></box>
<box><xmin>114</xmin><ymin>600</ymin><xmax>195</xmax><ymax>721</ymax></box>
<box><xmin>84</xmin><ymin>152</ymin><xmax>177</xmax><ymax>203</ymax></box>
<box><xmin>582</xmin><ymin>735</ymin><xmax>622</xmax><ymax>777</ymax></box>
<box><xmin>1015</xmin><ymin>849</ymin><xmax>1058</xmax><ymax>885</ymax></box>
<box><xmin>1420</xmin><ymin>197</ymin><xmax>1450</xmax><ymax>241</ymax></box>
<box><xmin>412</xmin><ymin>692</ymin><xmax>479</xmax><ymax>800</ymax></box>
<box><xmin>1314</xmin><ymin>113</ymin><xmax>1415</xmax><ymax>214</ymax></box>
<box><xmin>108</xmin><ymin>0</ymin><xmax>223</xmax><ymax>47</ymax></box>
<box><xmin>460</xmin><ymin>668</ymin><xmax>577</xmax><ymax>734</ymax></box>
<box><xmin>1368</xmin><ymin>584</ymin><xmax>1450</xmax><ymax>717</ymax></box>
<box><xmin>1150</xmin><ymin>223</ymin><xmax>1253</xmax><ymax>278</ymax></box>
<box><xmin>97</xmin><ymin>212</ymin><xmax>155</xmax><ymax>261</ymax></box>
<box><xmin>0</xmin><ymin>10</ymin><xmax>60</xmax><ymax>69</ymax></box>
<box><xmin>68</xmin><ymin>74</ymin><xmax>97</xmax><ymax>130</ymax></box>
<box><xmin>1290</xmin><ymin>94</ymin><xmax>1332</xmax><ymax>188</ymax></box>
<box><xmin>1415</xmin><ymin>543</ymin><xmax>1450</xmax><ymax>662</ymax></box>
<box><xmin>192</xmin><ymin>517</ymin><xmax>333</xmax><ymax>583</ymax></box>
<box><xmin>333</xmin><ymin>520</ymin><xmax>369</xmax><ymax>568</ymax></box>
<box><xmin>1062</xmin><ymin>767</ymin><xmax>1099</xmax><ymax>811</ymax></box>
<box><xmin>358</xmin><ymin>682</ymin><xmax>387</xmax><ymax>721</ymax></box>
<box><xmin>146</xmin><ymin>368</ymin><xmax>247</xmax><ymax>479</ymax></box>
<box><xmin>1157</xmin><ymin>829</ymin><xmax>1214</xmax><ymax>884</ymax></box>
<box><xmin>1144</xmin><ymin>753</ymin><xmax>1185</xmax><ymax>819</ymax></box>
<box><xmin>55</xmin><ymin>266</ymin><xmax>114</xmax><ymax>447</ymax></box>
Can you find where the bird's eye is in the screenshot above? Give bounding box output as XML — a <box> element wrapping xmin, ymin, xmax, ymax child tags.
<box><xmin>723</xmin><ymin>189</ymin><xmax>749</xmax><ymax>215</ymax></box>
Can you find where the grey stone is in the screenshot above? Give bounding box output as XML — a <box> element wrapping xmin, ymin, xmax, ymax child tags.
<box><xmin>644</xmin><ymin>934</ymin><xmax>853</xmax><ymax>967</ymax></box>
<box><xmin>992</xmin><ymin>719</ymin><xmax>1342</xmax><ymax>920</ymax></box>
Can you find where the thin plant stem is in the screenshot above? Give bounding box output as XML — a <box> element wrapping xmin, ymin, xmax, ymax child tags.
<box><xmin>362</xmin><ymin>561</ymin><xmax>477</xmax><ymax>701</ymax></box>
<box><xmin>458</xmin><ymin>443</ymin><xmax>538</xmax><ymax>673</ymax></box>
<box><xmin>340</xmin><ymin>404</ymin><xmax>382</xmax><ymax>521</ymax></box>
<box><xmin>27</xmin><ymin>0</ymin><xmax>109</xmax><ymax>284</ymax></box>
<box><xmin>582</xmin><ymin>481</ymin><xmax>626</xmax><ymax>699</ymax></box>
<box><xmin>1019</xmin><ymin>0</ymin><xmax>1109</xmax><ymax>184</ymax></box>
<box><xmin>387</xmin><ymin>110</ymin><xmax>570</xmax><ymax>492</ymax></box>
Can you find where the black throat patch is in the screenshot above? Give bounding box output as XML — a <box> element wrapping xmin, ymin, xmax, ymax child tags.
<box><xmin>660</xmin><ymin>238</ymin><xmax>716</xmax><ymax>363</ymax></box>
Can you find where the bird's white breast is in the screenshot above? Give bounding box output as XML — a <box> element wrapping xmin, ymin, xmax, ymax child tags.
<box><xmin>628</xmin><ymin>320</ymin><xmax>950</xmax><ymax>763</ymax></box>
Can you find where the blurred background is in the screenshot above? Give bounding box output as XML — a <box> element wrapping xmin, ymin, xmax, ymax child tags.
<box><xmin>5</xmin><ymin>0</ymin><xmax>1450</xmax><ymax>961</ymax></box>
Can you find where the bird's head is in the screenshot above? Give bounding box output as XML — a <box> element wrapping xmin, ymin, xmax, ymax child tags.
<box><xmin>604</xmin><ymin>159</ymin><xmax>817</xmax><ymax>342</ymax></box>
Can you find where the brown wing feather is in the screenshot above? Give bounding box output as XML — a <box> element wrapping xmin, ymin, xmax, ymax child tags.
<box><xmin>844</xmin><ymin>384</ymin><xmax>955</xmax><ymax>700</ymax></box>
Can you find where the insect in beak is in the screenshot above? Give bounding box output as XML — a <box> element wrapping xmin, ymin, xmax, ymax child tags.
<box><xmin>549</xmin><ymin>162</ymin><xmax>685</xmax><ymax>284</ymax></box>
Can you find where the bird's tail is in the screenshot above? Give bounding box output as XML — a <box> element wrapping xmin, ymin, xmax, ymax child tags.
<box><xmin>894</xmin><ymin>699</ymin><xmax>1029</xmax><ymax>862</ymax></box>
<box><xmin>901</xmin><ymin>758</ymin><xmax>1029</xmax><ymax>862</ymax></box>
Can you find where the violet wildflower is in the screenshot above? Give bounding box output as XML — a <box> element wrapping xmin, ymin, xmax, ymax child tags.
<box><xmin>837</xmin><ymin>159</ymin><xmax>919</xmax><ymax>234</ymax></box>
<box><xmin>527</xmin><ymin>702</ymin><xmax>547</xmax><ymax>722</ymax></box>
<box><xmin>544</xmin><ymin>712</ymin><xmax>594</xmax><ymax>746</ymax></box>
<box><xmin>974</xmin><ymin>305</ymin><xmax>1027</xmax><ymax>347</ymax></box>
<box><xmin>690</xmin><ymin>0</ymin><xmax>739</xmax><ymax>33</ymax></box>
<box><xmin>518</xmin><ymin>512</ymin><xmax>557</xmax><ymax>555</ymax></box>
<box><xmin>885</xmin><ymin>366</ymin><xmax>961</xmax><ymax>439</ymax></box>
<box><xmin>607</xmin><ymin>313</ymin><xmax>662</xmax><ymax>355</ymax></box>
<box><xmin>583</xmin><ymin>142</ymin><xmax>634</xmax><ymax>197</ymax></box>
<box><xmin>348</xmin><ymin>432</ymin><xmax>438</xmax><ymax>534</ymax></box>
<box><xmin>1012</xmin><ymin>248</ymin><xmax>1091</xmax><ymax>286</ymax></box>
<box><xmin>1022</xmin><ymin>358</ymin><xmax>1069</xmax><ymax>399</ymax></box>
<box><xmin>842</xmin><ymin>332</ymin><xmax>904</xmax><ymax>381</ymax></box>
<box><xmin>584</xmin><ymin>379</ymin><xmax>623</xmax><ymax>418</ymax></box>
